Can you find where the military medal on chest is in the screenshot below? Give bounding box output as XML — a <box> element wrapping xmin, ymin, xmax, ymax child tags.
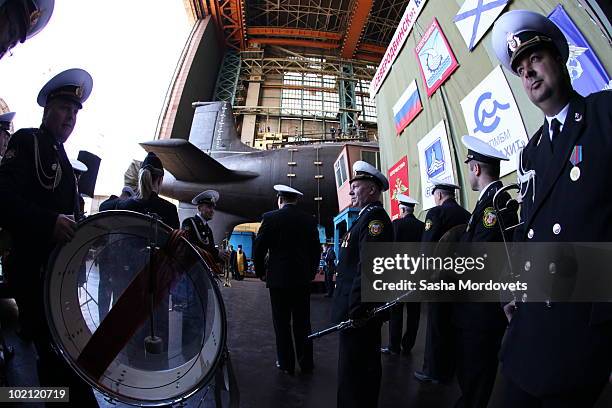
<box><xmin>569</xmin><ymin>145</ymin><xmax>582</xmax><ymax>182</ymax></box>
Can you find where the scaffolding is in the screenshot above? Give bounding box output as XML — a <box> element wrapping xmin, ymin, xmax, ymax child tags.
<box><xmin>213</xmin><ymin>50</ymin><xmax>242</xmax><ymax>104</ymax></box>
<box><xmin>338</xmin><ymin>63</ymin><xmax>359</xmax><ymax>134</ymax></box>
<box><xmin>185</xmin><ymin>0</ymin><xmax>412</xmax><ymax>61</ymax></box>
<box><xmin>240</xmin><ymin>51</ymin><xmax>376</xmax><ymax>81</ymax></box>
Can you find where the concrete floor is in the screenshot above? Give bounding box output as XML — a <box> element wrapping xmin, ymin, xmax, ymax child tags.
<box><xmin>222</xmin><ymin>279</ymin><xmax>461</xmax><ymax>408</ymax></box>
<box><xmin>0</xmin><ymin>278</ymin><xmax>611</xmax><ymax>407</ymax></box>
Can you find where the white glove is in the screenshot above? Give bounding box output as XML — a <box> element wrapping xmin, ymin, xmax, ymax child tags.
<box><xmin>503</xmin><ymin>300</ymin><xmax>516</xmax><ymax>323</ymax></box>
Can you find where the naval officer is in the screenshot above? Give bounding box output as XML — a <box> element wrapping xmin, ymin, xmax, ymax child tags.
<box><xmin>0</xmin><ymin>0</ymin><xmax>54</xmax><ymax>59</ymax></box>
<box><xmin>452</xmin><ymin>135</ymin><xmax>517</xmax><ymax>408</ymax></box>
<box><xmin>381</xmin><ymin>194</ymin><xmax>423</xmax><ymax>356</ymax></box>
<box><xmin>492</xmin><ymin>10</ymin><xmax>612</xmax><ymax>407</ymax></box>
<box><xmin>182</xmin><ymin>190</ymin><xmax>228</xmax><ymax>262</ymax></box>
<box><xmin>415</xmin><ymin>179</ymin><xmax>470</xmax><ymax>384</ymax></box>
<box><xmin>0</xmin><ymin>68</ymin><xmax>97</xmax><ymax>404</ymax></box>
<box><xmin>253</xmin><ymin>184</ymin><xmax>320</xmax><ymax>375</ymax></box>
<box><xmin>331</xmin><ymin>161</ymin><xmax>393</xmax><ymax>408</ymax></box>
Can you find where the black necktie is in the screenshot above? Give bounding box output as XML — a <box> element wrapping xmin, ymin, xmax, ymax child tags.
<box><xmin>549</xmin><ymin>118</ymin><xmax>561</xmax><ymax>152</ymax></box>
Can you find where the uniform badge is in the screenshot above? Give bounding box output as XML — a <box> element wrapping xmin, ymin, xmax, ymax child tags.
<box><xmin>425</xmin><ymin>219</ymin><xmax>433</xmax><ymax>231</ymax></box>
<box><xmin>482</xmin><ymin>207</ymin><xmax>497</xmax><ymax>228</ymax></box>
<box><xmin>368</xmin><ymin>221</ymin><xmax>383</xmax><ymax>237</ymax></box>
<box><xmin>574</xmin><ymin>112</ymin><xmax>582</xmax><ymax>122</ymax></box>
<box><xmin>29</xmin><ymin>9</ymin><xmax>42</xmax><ymax>27</ymax></box>
<box><xmin>506</xmin><ymin>32</ymin><xmax>521</xmax><ymax>52</ymax></box>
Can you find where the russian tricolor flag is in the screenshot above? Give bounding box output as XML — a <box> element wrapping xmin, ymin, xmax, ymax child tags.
<box><xmin>393</xmin><ymin>80</ymin><xmax>423</xmax><ymax>135</ymax></box>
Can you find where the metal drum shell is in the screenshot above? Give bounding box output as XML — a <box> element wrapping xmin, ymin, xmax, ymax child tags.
<box><xmin>44</xmin><ymin>210</ymin><xmax>228</xmax><ymax>406</ymax></box>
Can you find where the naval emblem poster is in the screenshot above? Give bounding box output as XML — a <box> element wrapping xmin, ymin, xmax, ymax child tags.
<box><xmin>417</xmin><ymin>121</ymin><xmax>456</xmax><ymax>210</ymax></box>
<box><xmin>460</xmin><ymin>65</ymin><xmax>529</xmax><ymax>176</ymax></box>
<box><xmin>548</xmin><ymin>5</ymin><xmax>611</xmax><ymax>95</ymax></box>
<box><xmin>415</xmin><ymin>18</ymin><xmax>459</xmax><ymax>97</ymax></box>
<box><xmin>388</xmin><ymin>156</ymin><xmax>409</xmax><ymax>221</ymax></box>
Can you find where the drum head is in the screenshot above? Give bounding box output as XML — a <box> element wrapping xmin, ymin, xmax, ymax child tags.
<box><xmin>45</xmin><ymin>210</ymin><xmax>227</xmax><ymax>406</ymax></box>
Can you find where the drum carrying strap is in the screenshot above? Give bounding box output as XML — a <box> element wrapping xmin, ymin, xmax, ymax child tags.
<box><xmin>214</xmin><ymin>352</ymin><xmax>240</xmax><ymax>408</ymax></box>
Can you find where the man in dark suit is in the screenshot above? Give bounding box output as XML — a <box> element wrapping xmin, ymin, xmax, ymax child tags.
<box><xmin>491</xmin><ymin>10</ymin><xmax>612</xmax><ymax>407</ymax></box>
<box><xmin>331</xmin><ymin>161</ymin><xmax>393</xmax><ymax>408</ymax></box>
<box><xmin>415</xmin><ymin>179</ymin><xmax>470</xmax><ymax>384</ymax></box>
<box><xmin>253</xmin><ymin>184</ymin><xmax>320</xmax><ymax>375</ymax></box>
<box><xmin>0</xmin><ymin>68</ymin><xmax>97</xmax><ymax>405</ymax></box>
<box><xmin>451</xmin><ymin>136</ymin><xmax>518</xmax><ymax>408</ymax></box>
<box><xmin>381</xmin><ymin>194</ymin><xmax>423</xmax><ymax>355</ymax></box>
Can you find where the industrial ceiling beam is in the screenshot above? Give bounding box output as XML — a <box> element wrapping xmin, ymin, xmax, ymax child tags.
<box><xmin>239</xmin><ymin>54</ymin><xmax>376</xmax><ymax>80</ymax></box>
<box><xmin>248</xmin><ymin>38</ymin><xmax>340</xmax><ymax>50</ymax></box>
<box><xmin>353</xmin><ymin>52</ymin><xmax>381</xmax><ymax>64</ymax></box>
<box><xmin>190</xmin><ymin>0</ymin><xmax>398</xmax><ymax>62</ymax></box>
<box><xmin>247</xmin><ymin>27</ymin><xmax>343</xmax><ymax>41</ymax></box>
<box><xmin>217</xmin><ymin>0</ymin><xmax>247</xmax><ymax>50</ymax></box>
<box><xmin>205</xmin><ymin>0</ymin><xmax>222</xmax><ymax>32</ymax></box>
<box><xmin>340</xmin><ymin>0</ymin><xmax>374</xmax><ymax>59</ymax></box>
<box><xmin>358</xmin><ymin>43</ymin><xmax>386</xmax><ymax>55</ymax></box>
<box><xmin>246</xmin><ymin>2</ymin><xmax>351</xmax><ymax>33</ymax></box>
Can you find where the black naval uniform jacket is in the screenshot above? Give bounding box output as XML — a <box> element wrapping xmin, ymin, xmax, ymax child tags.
<box><xmin>422</xmin><ymin>198</ymin><xmax>471</xmax><ymax>243</ymax></box>
<box><xmin>461</xmin><ymin>181</ymin><xmax>516</xmax><ymax>244</ymax></box>
<box><xmin>116</xmin><ymin>193</ymin><xmax>179</xmax><ymax>229</ymax></box>
<box><xmin>0</xmin><ymin>127</ymin><xmax>78</xmax><ymax>331</ymax></box>
<box><xmin>501</xmin><ymin>90</ymin><xmax>612</xmax><ymax>396</ymax></box>
<box><xmin>253</xmin><ymin>204</ymin><xmax>320</xmax><ymax>288</ymax></box>
<box><xmin>99</xmin><ymin>194</ymin><xmax>121</xmax><ymax>211</ymax></box>
<box><xmin>181</xmin><ymin>214</ymin><xmax>218</xmax><ymax>260</ymax></box>
<box><xmin>453</xmin><ymin>180</ymin><xmax>516</xmax><ymax>331</ymax></box>
<box><xmin>331</xmin><ymin>201</ymin><xmax>393</xmax><ymax>323</ymax></box>
<box><xmin>392</xmin><ymin>214</ymin><xmax>424</xmax><ymax>242</ymax></box>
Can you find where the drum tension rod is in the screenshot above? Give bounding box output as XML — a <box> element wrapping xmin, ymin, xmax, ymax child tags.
<box><xmin>144</xmin><ymin>213</ymin><xmax>164</xmax><ymax>354</ymax></box>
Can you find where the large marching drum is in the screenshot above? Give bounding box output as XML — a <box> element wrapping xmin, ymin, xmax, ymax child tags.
<box><xmin>44</xmin><ymin>210</ymin><xmax>236</xmax><ymax>406</ymax></box>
